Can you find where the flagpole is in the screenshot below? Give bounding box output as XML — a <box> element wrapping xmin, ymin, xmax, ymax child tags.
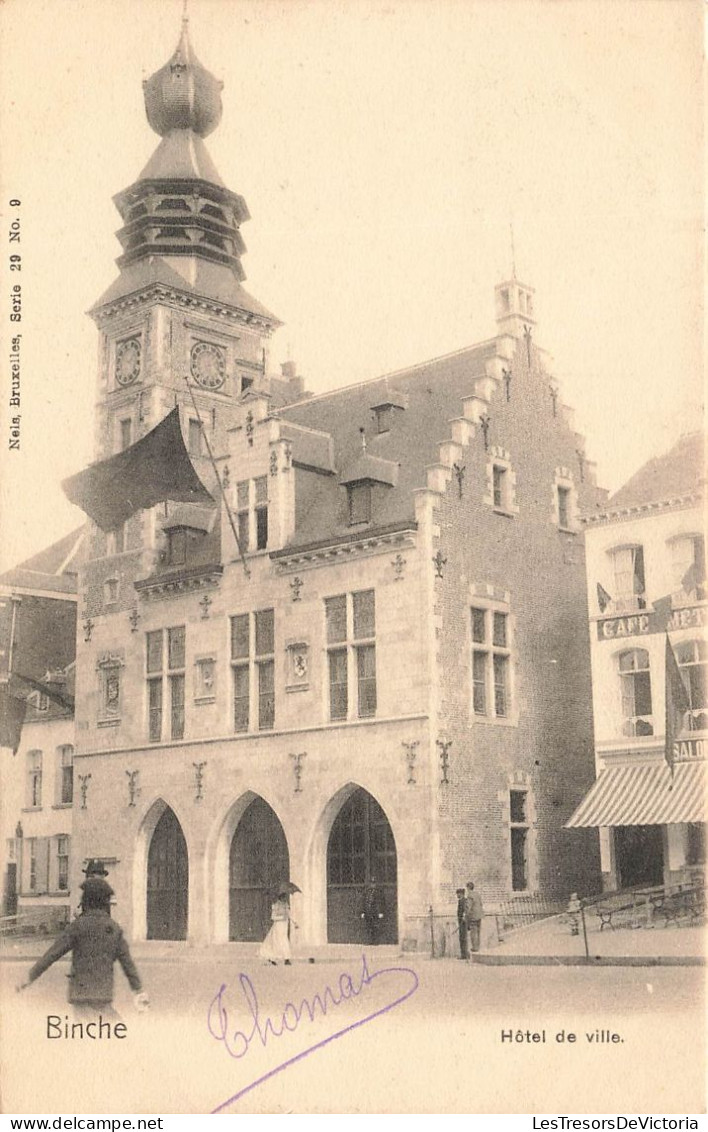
<box><xmin>181</xmin><ymin>377</ymin><xmax>251</xmax><ymax>579</ymax></box>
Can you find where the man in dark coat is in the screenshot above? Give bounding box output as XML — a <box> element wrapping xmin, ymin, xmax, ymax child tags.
<box><xmin>466</xmin><ymin>881</ymin><xmax>484</xmax><ymax>953</ymax></box>
<box><xmin>456</xmin><ymin>888</ymin><xmax>469</xmax><ymax>959</ymax></box>
<box><xmin>18</xmin><ymin>878</ymin><xmax>146</xmax><ymax>1016</ymax></box>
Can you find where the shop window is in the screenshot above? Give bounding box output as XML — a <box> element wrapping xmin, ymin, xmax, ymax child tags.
<box><xmin>471</xmin><ymin>606</ymin><xmax>512</xmax><ymax>719</ymax></box>
<box><xmin>325</xmin><ymin>590</ymin><xmax>376</xmax><ymax>720</ymax></box>
<box><xmin>618</xmin><ymin>648</ymin><xmax>653</xmax><ymax>736</ymax></box>
<box><xmin>676</xmin><ymin>639</ymin><xmax>708</xmax><ymax>731</ymax></box>
<box><xmin>687</xmin><ymin>824</ymin><xmax>706</xmax><ymax>866</ymax></box>
<box><xmin>609</xmin><ymin>545</ymin><xmax>646</xmax><ymax>612</ymax></box>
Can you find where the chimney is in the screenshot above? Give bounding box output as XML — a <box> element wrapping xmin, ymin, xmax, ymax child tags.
<box><xmin>281</xmin><ymin>360</ymin><xmax>304</xmax><ymax>399</ymax></box>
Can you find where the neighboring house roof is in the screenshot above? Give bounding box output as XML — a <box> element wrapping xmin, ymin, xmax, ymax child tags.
<box><xmin>0</xmin><ymin>527</ymin><xmax>86</xmax><ymax>596</ymax></box>
<box><xmin>278</xmin><ymin>340</ymin><xmax>498</xmax><ymax>548</ymax></box>
<box><xmin>607</xmin><ymin>432</ymin><xmax>705</xmax><ymax>510</ymax></box>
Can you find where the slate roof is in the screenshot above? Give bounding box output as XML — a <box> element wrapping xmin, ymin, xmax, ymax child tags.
<box><xmin>90</xmin><ymin>256</ymin><xmax>279</xmax><ymax>324</ymax></box>
<box><xmin>278</xmin><ymin>340</ymin><xmax>498</xmax><ymax>548</ymax></box>
<box><xmin>0</xmin><ymin>528</ymin><xmax>86</xmax><ymax>595</ymax></box>
<box><xmin>607</xmin><ymin>431</ymin><xmax>705</xmax><ymax>510</ymax></box>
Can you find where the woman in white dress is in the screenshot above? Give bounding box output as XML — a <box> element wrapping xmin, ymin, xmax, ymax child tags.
<box><xmin>259</xmin><ymin>893</ymin><xmax>296</xmax><ymax>965</ymax></box>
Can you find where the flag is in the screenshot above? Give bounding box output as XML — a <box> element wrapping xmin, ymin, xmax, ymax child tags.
<box><xmin>596</xmin><ymin>583</ymin><xmax>612</xmax><ymax>613</ymax></box>
<box><xmin>665</xmin><ymin>633</ymin><xmax>690</xmax><ymax>779</ymax></box>
<box><xmin>62</xmin><ymin>407</ymin><xmax>214</xmax><ymax>532</ymax></box>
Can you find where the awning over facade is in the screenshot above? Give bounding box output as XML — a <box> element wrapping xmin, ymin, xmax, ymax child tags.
<box><xmin>62</xmin><ymin>408</ymin><xmax>214</xmax><ymax>532</ymax></box>
<box><xmin>565</xmin><ymin>761</ymin><xmax>706</xmax><ymax>828</ymax></box>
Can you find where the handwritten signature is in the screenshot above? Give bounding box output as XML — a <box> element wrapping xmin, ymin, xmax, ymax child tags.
<box><xmin>207</xmin><ymin>952</ymin><xmax>419</xmax><ymax>1112</ymax></box>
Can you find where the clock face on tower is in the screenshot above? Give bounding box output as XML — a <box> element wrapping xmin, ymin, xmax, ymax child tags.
<box><xmin>115</xmin><ymin>338</ymin><xmax>141</xmax><ymax>386</ymax></box>
<box><xmin>191</xmin><ymin>341</ymin><xmax>226</xmax><ymax>390</ymax></box>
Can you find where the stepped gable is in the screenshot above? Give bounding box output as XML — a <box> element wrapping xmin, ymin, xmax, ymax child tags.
<box><xmin>607</xmin><ymin>431</ymin><xmax>704</xmax><ymax>510</ymax></box>
<box><xmin>278</xmin><ymin>340</ymin><xmax>497</xmax><ymax>548</ymax></box>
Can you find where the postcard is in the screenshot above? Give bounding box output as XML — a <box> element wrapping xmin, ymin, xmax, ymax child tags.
<box><xmin>0</xmin><ymin>0</ymin><xmax>704</xmax><ymax>1117</ymax></box>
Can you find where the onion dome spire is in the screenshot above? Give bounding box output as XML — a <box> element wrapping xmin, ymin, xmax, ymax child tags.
<box><xmin>143</xmin><ymin>11</ymin><xmax>223</xmax><ymax>138</ymax></box>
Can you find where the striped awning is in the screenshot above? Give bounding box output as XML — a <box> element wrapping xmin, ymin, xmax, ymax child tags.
<box><xmin>565</xmin><ymin>761</ymin><xmax>706</xmax><ymax>827</ymax></box>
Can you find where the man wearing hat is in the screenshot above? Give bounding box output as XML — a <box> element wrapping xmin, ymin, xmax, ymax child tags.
<box><xmin>18</xmin><ymin>863</ymin><xmax>147</xmax><ymax>1016</ymax></box>
<box><xmin>456</xmin><ymin>888</ymin><xmax>469</xmax><ymax>959</ymax></box>
<box><xmin>466</xmin><ymin>881</ymin><xmax>484</xmax><ymax>954</ymax></box>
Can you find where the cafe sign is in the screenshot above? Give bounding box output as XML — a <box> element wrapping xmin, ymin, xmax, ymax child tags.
<box><xmin>672</xmin><ymin>737</ymin><xmax>706</xmax><ymax>763</ymax></box>
<box><xmin>597</xmin><ymin>602</ymin><xmax>707</xmax><ymax>641</ymax></box>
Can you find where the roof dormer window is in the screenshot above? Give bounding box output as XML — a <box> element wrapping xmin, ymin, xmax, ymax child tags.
<box><xmin>348</xmin><ymin>483</ymin><xmax>372</xmax><ymax>525</ymax></box>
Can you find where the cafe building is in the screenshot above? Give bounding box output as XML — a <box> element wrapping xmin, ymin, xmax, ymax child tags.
<box><xmin>568</xmin><ymin>431</ymin><xmax>706</xmax><ymax>889</ymax></box>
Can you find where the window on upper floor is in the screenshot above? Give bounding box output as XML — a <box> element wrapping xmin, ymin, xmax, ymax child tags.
<box><xmin>618</xmin><ymin>648</ymin><xmax>653</xmax><ymax>736</ymax></box>
<box><xmin>119</xmin><ymin>417</ymin><xmax>133</xmax><ymax>451</ymax></box>
<box><xmin>348</xmin><ymin>483</ymin><xmax>372</xmax><ymax>526</ymax></box>
<box><xmin>36</xmin><ymin>692</ymin><xmax>48</xmax><ymax>714</ymax></box>
<box><xmin>325</xmin><ymin>590</ymin><xmax>376</xmax><ymax>721</ymax></box>
<box><xmin>230</xmin><ymin>609</ymin><xmax>275</xmax><ymax>733</ymax></box>
<box><xmin>188</xmin><ymin>417</ymin><xmax>203</xmax><ymax>457</ymax></box>
<box><xmin>146</xmin><ymin>626</ymin><xmax>185</xmax><ymax>743</ymax></box>
<box><xmin>107</xmin><ymin>524</ymin><xmax>126</xmax><ymax>555</ymax></box>
<box><xmin>471</xmin><ymin>606</ymin><xmax>512</xmax><ymax>719</ymax></box>
<box><xmin>609</xmin><ymin>545</ymin><xmax>646</xmax><ymax>612</ymax></box>
<box><xmin>485</xmin><ymin>448</ymin><xmax>518</xmax><ymax>516</ymax></box>
<box><xmin>56</xmin><ymin>834</ymin><xmax>70</xmax><ymax>891</ymax></box>
<box><xmin>234</xmin><ymin>477</ymin><xmax>269</xmax><ymax>552</ymax></box>
<box><xmin>167</xmin><ymin>528</ymin><xmax>187</xmax><ymax>568</ymax></box>
<box><xmin>57</xmin><ymin>745</ymin><xmax>74</xmax><ymax>805</ymax></box>
<box><xmin>493</xmin><ymin>466</ymin><xmax>508</xmax><ymax>511</ymax></box>
<box><xmin>26</xmin><ymin>750</ymin><xmax>42</xmax><ymax>808</ymax></box>
<box><xmin>676</xmin><ymin>639</ymin><xmax>708</xmax><ymax>732</ymax></box>
<box><xmin>669</xmin><ymin>535</ymin><xmax>706</xmax><ymax>601</ymax></box>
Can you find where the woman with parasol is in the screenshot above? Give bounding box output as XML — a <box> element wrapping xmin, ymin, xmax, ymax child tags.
<box><xmin>259</xmin><ymin>881</ymin><xmax>301</xmax><ymax>965</ymax></box>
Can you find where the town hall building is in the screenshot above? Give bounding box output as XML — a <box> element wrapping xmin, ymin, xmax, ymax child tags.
<box><xmin>4</xmin><ymin>18</ymin><xmax>608</xmax><ymax>948</ymax></box>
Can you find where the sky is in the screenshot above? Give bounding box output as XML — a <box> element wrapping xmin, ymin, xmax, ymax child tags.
<box><xmin>0</xmin><ymin>0</ymin><xmax>703</xmax><ymax>572</ymax></box>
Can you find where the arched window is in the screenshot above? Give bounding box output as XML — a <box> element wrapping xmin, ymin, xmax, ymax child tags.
<box><xmin>618</xmin><ymin>649</ymin><xmax>653</xmax><ymax>736</ymax></box>
<box><xmin>675</xmin><ymin>639</ymin><xmax>708</xmax><ymax>732</ymax></box>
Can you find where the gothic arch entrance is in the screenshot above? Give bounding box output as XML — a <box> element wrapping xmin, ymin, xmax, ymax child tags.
<box><xmin>229</xmin><ymin>797</ymin><xmax>289</xmax><ymax>941</ymax></box>
<box><xmin>146</xmin><ymin>806</ymin><xmax>188</xmax><ymax>940</ymax></box>
<box><xmin>327</xmin><ymin>787</ymin><xmax>397</xmax><ymax>944</ymax></box>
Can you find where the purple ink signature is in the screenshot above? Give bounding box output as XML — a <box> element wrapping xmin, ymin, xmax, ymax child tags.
<box><xmin>207</xmin><ymin>952</ymin><xmax>419</xmax><ymax>1113</ymax></box>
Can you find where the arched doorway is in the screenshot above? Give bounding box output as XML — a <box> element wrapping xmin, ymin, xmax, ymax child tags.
<box><xmin>146</xmin><ymin>807</ymin><xmax>188</xmax><ymax>940</ymax></box>
<box><xmin>327</xmin><ymin>787</ymin><xmax>397</xmax><ymax>944</ymax></box>
<box><xmin>229</xmin><ymin>797</ymin><xmax>289</xmax><ymax>941</ymax></box>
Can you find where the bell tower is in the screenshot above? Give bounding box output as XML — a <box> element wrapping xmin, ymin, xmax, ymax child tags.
<box><xmin>89</xmin><ymin>15</ymin><xmax>280</xmax><ymax>469</ymax></box>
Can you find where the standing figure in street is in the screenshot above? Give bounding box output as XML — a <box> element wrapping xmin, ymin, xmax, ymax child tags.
<box><xmin>466</xmin><ymin>881</ymin><xmax>484</xmax><ymax>954</ymax></box>
<box><xmin>260</xmin><ymin>889</ymin><xmax>297</xmax><ymax>966</ymax></box>
<box><xmin>456</xmin><ymin>888</ymin><xmax>469</xmax><ymax>959</ymax></box>
<box><xmin>361</xmin><ymin>877</ymin><xmax>385</xmax><ymax>945</ymax></box>
<box><xmin>17</xmin><ymin>878</ymin><xmax>147</xmax><ymax>1016</ymax></box>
